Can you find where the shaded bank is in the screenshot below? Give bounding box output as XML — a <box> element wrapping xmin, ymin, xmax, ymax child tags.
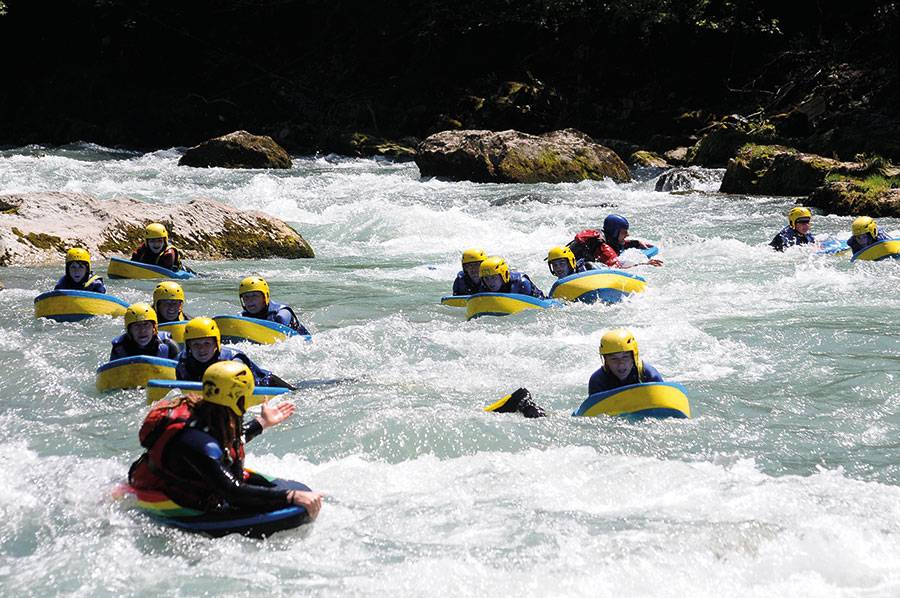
<box><xmin>1</xmin><ymin>1</ymin><xmax>898</xmax><ymax>161</ymax></box>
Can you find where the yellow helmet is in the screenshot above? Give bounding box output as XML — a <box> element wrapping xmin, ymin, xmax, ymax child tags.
<box><xmin>851</xmin><ymin>216</ymin><xmax>877</xmax><ymax>238</ymax></box>
<box><xmin>461</xmin><ymin>248</ymin><xmax>488</xmax><ymax>265</ymax></box>
<box><xmin>183</xmin><ymin>316</ymin><xmax>221</xmax><ymax>349</ymax></box>
<box><xmin>153</xmin><ymin>281</ymin><xmax>185</xmax><ymax>304</ymax></box>
<box><xmin>479</xmin><ymin>256</ymin><xmax>510</xmax><ymax>284</ymax></box>
<box><xmin>124</xmin><ymin>302</ymin><xmax>158</xmax><ymax>328</ymax></box>
<box><xmin>546</xmin><ymin>246</ymin><xmax>576</xmax><ymax>273</ymax></box>
<box><xmin>599</xmin><ymin>328</ymin><xmax>643</xmax><ymax>379</ymax></box>
<box><xmin>145</xmin><ymin>222</ymin><xmax>169</xmax><ymax>241</ymax></box>
<box><xmin>202</xmin><ymin>361</ymin><xmax>255</xmax><ymax>417</ymax></box>
<box><xmin>65</xmin><ymin>247</ymin><xmax>91</xmax><ymax>266</ymax></box>
<box><xmin>239</xmin><ymin>276</ymin><xmax>270</xmax><ymax>306</ymax></box>
<box><xmin>788</xmin><ymin>206</ymin><xmax>812</xmax><ymax>228</ymax></box>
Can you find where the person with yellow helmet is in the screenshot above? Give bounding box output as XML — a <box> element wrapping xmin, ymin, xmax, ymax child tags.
<box><xmin>588</xmin><ymin>329</ymin><xmax>663</xmax><ymax>395</ymax></box>
<box><xmin>175</xmin><ymin>316</ymin><xmax>291</xmax><ymax>388</ymax></box>
<box><xmin>109</xmin><ymin>303</ymin><xmax>180</xmax><ymax>360</ymax></box>
<box><xmin>128</xmin><ymin>361</ymin><xmax>323</xmax><ymax>521</ymax></box>
<box><xmin>848</xmin><ymin>216</ymin><xmax>890</xmax><ymax>254</ymax></box>
<box><xmin>453</xmin><ymin>248</ymin><xmax>488</xmax><ymax>295</ymax></box>
<box><xmin>546</xmin><ymin>246</ymin><xmax>598</xmax><ymax>278</ymax></box>
<box><xmin>131</xmin><ymin>222</ymin><xmax>183</xmax><ymax>272</ymax></box>
<box><xmin>54</xmin><ymin>247</ymin><xmax>106</xmax><ymax>292</ymax></box>
<box><xmin>770</xmin><ymin>206</ymin><xmax>815</xmax><ymax>251</ymax></box>
<box><xmin>238</xmin><ymin>276</ymin><xmax>309</xmax><ymax>334</ymax></box>
<box><xmin>479</xmin><ymin>256</ymin><xmax>545</xmax><ymax>298</ymax></box>
<box><xmin>152</xmin><ymin>281</ymin><xmax>189</xmax><ymax>323</ymax></box>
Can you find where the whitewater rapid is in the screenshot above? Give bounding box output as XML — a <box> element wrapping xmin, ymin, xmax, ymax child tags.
<box><xmin>0</xmin><ymin>145</ymin><xmax>898</xmax><ymax>596</ymax></box>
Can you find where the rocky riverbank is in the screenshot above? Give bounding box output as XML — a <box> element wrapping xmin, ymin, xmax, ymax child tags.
<box><xmin>0</xmin><ymin>192</ymin><xmax>314</xmax><ymax>266</ymax></box>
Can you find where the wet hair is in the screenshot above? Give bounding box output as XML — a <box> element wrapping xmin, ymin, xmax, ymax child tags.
<box><xmin>191</xmin><ymin>399</ymin><xmax>243</xmax><ymax>463</ymax></box>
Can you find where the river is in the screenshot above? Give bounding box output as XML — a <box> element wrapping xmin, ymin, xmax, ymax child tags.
<box><xmin>1</xmin><ymin>144</ymin><xmax>898</xmax><ymax>596</ymax></box>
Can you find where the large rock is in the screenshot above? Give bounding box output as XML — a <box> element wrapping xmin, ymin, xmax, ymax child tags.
<box><xmin>0</xmin><ymin>192</ymin><xmax>313</xmax><ymax>266</ymax></box>
<box><xmin>179</xmin><ymin>130</ymin><xmax>292</xmax><ymax>169</ymax></box>
<box><xmin>808</xmin><ymin>181</ymin><xmax>900</xmax><ymax>217</ymax></box>
<box><xmin>630</xmin><ymin>150</ymin><xmax>669</xmax><ymax>168</ymax></box>
<box><xmin>415</xmin><ymin>129</ymin><xmax>631</xmax><ymax>184</ymax></box>
<box><xmin>654</xmin><ymin>167</ymin><xmax>720</xmax><ymax>192</ymax></box>
<box><xmin>687</xmin><ymin>116</ymin><xmax>777</xmax><ymax>167</ymax></box>
<box><xmin>720</xmin><ymin>144</ymin><xmax>864</xmax><ymax>196</ymax></box>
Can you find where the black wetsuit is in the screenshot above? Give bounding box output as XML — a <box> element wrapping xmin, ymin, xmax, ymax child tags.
<box><xmin>159</xmin><ymin>420</ymin><xmax>290</xmax><ymax>511</ymax></box>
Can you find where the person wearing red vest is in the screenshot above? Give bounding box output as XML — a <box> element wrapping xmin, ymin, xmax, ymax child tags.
<box><xmin>128</xmin><ymin>361</ymin><xmax>323</xmax><ymax>518</ymax></box>
<box><xmin>594</xmin><ymin>214</ymin><xmax>663</xmax><ymax>269</ymax></box>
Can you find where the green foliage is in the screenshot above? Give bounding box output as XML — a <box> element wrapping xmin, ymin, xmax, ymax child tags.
<box><xmin>826</xmin><ymin>173</ymin><xmax>900</xmax><ymax>194</ymax></box>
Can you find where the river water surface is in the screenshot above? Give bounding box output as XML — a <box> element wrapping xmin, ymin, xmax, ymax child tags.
<box><xmin>1</xmin><ymin>145</ymin><xmax>899</xmax><ymax>596</ymax></box>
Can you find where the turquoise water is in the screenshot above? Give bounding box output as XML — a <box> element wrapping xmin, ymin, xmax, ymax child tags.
<box><xmin>1</xmin><ymin>145</ymin><xmax>900</xmax><ymax>596</ymax></box>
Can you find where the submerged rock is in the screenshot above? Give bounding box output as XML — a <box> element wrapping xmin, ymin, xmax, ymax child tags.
<box><xmin>416</xmin><ymin>129</ymin><xmax>631</xmax><ymax>184</ymax></box>
<box><xmin>720</xmin><ymin>144</ymin><xmax>864</xmax><ymax>196</ymax></box>
<box><xmin>808</xmin><ymin>181</ymin><xmax>900</xmax><ymax>217</ymax></box>
<box><xmin>0</xmin><ymin>192</ymin><xmax>313</xmax><ymax>266</ymax></box>
<box><xmin>179</xmin><ymin>130</ymin><xmax>292</xmax><ymax>169</ymax></box>
<box><xmin>654</xmin><ymin>167</ymin><xmax>720</xmax><ymax>192</ymax></box>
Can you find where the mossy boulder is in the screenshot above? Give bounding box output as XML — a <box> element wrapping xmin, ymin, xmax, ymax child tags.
<box><xmin>631</xmin><ymin>150</ymin><xmax>669</xmax><ymax>168</ymax></box>
<box><xmin>416</xmin><ymin>129</ymin><xmax>631</xmax><ymax>184</ymax></box>
<box><xmin>0</xmin><ymin>192</ymin><xmax>313</xmax><ymax>266</ymax></box>
<box><xmin>687</xmin><ymin>117</ymin><xmax>778</xmax><ymax>167</ymax></box>
<box><xmin>719</xmin><ymin>144</ymin><xmax>866</xmax><ymax>196</ymax></box>
<box><xmin>179</xmin><ymin>130</ymin><xmax>292</xmax><ymax>169</ymax></box>
<box><xmin>807</xmin><ymin>179</ymin><xmax>900</xmax><ymax>217</ymax></box>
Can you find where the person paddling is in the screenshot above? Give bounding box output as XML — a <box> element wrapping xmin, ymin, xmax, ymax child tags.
<box><xmin>128</xmin><ymin>361</ymin><xmax>323</xmax><ymax>520</ymax></box>
<box><xmin>770</xmin><ymin>207</ymin><xmax>815</xmax><ymax>251</ymax></box>
<box><xmin>153</xmin><ymin>281</ymin><xmax>190</xmax><ymax>323</ymax></box>
<box><xmin>453</xmin><ymin>248</ymin><xmax>488</xmax><ymax>295</ymax></box>
<box><xmin>55</xmin><ymin>248</ymin><xmax>106</xmax><ymax>293</ymax></box>
<box><xmin>131</xmin><ymin>223</ymin><xmax>183</xmax><ymax>272</ymax></box>
<box><xmin>479</xmin><ymin>256</ymin><xmax>545</xmax><ymax>298</ymax></box>
<box><xmin>239</xmin><ymin>276</ymin><xmax>309</xmax><ymax>335</ymax></box>
<box><xmin>848</xmin><ymin>216</ymin><xmax>891</xmax><ymax>253</ymax></box>
<box><xmin>109</xmin><ymin>303</ymin><xmax>180</xmax><ymax>360</ymax></box>
<box><xmin>175</xmin><ymin>317</ymin><xmax>294</xmax><ymax>389</ymax></box>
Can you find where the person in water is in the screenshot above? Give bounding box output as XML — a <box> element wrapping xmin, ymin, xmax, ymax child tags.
<box><xmin>598</xmin><ymin>214</ymin><xmax>663</xmax><ymax>269</ymax></box>
<box><xmin>109</xmin><ymin>303</ymin><xmax>180</xmax><ymax>360</ymax></box>
<box><xmin>479</xmin><ymin>256</ymin><xmax>545</xmax><ymax>298</ymax></box>
<box><xmin>175</xmin><ymin>317</ymin><xmax>291</xmax><ymax>388</ymax></box>
<box><xmin>55</xmin><ymin>247</ymin><xmax>106</xmax><ymax>293</ymax></box>
<box><xmin>131</xmin><ymin>223</ymin><xmax>183</xmax><ymax>271</ymax></box>
<box><xmin>848</xmin><ymin>216</ymin><xmax>891</xmax><ymax>254</ymax></box>
<box><xmin>486</xmin><ymin>329</ymin><xmax>665</xmax><ymax>419</ymax></box>
<box><xmin>770</xmin><ymin>207</ymin><xmax>815</xmax><ymax>251</ymax></box>
<box><xmin>546</xmin><ymin>246</ymin><xmax>596</xmax><ymax>279</ymax></box>
<box><xmin>239</xmin><ymin>276</ymin><xmax>309</xmax><ymax>335</ymax></box>
<box><xmin>453</xmin><ymin>248</ymin><xmax>487</xmax><ymax>295</ymax></box>
<box><xmin>588</xmin><ymin>328</ymin><xmax>663</xmax><ymax>395</ymax></box>
<box><xmin>153</xmin><ymin>281</ymin><xmax>189</xmax><ymax>323</ymax></box>
<box><xmin>128</xmin><ymin>361</ymin><xmax>323</xmax><ymax>519</ymax></box>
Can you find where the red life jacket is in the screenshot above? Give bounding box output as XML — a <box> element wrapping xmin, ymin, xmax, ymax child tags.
<box><xmin>129</xmin><ymin>397</ymin><xmax>245</xmax><ymax>496</ymax></box>
<box><xmin>567</xmin><ymin>229</ymin><xmax>605</xmax><ymax>262</ymax></box>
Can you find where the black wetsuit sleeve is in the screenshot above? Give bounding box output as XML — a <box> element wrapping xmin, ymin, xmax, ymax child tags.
<box><xmin>163</xmin><ymin>338</ymin><xmax>180</xmax><ymax>358</ymax></box>
<box><xmin>172</xmin><ymin>430</ymin><xmax>289</xmax><ymax>510</ymax></box>
<box><xmin>243</xmin><ymin>419</ymin><xmax>263</xmax><ymax>442</ymax></box>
